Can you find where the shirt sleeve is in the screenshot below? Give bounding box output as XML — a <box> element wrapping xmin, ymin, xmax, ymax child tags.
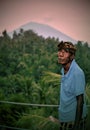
<box><xmin>73</xmin><ymin>70</ymin><xmax>85</xmax><ymax>96</ymax></box>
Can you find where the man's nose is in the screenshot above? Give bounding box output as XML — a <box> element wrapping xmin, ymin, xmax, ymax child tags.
<box><xmin>58</xmin><ymin>52</ymin><xmax>62</xmax><ymax>57</ymax></box>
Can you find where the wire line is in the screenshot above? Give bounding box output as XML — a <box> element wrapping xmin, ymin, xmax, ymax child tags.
<box><xmin>0</xmin><ymin>100</ymin><xmax>90</xmax><ymax>107</ymax></box>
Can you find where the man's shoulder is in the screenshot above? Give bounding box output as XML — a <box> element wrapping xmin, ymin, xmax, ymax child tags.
<box><xmin>72</xmin><ymin>60</ymin><xmax>84</xmax><ymax>73</ymax></box>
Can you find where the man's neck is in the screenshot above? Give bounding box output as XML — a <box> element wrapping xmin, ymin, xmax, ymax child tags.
<box><xmin>63</xmin><ymin>61</ymin><xmax>72</xmax><ymax>74</ymax></box>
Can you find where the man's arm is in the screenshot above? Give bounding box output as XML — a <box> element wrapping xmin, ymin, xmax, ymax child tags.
<box><xmin>73</xmin><ymin>94</ymin><xmax>84</xmax><ymax>130</ymax></box>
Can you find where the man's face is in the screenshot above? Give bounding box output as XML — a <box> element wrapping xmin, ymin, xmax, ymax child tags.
<box><xmin>58</xmin><ymin>49</ymin><xmax>71</xmax><ymax>65</ymax></box>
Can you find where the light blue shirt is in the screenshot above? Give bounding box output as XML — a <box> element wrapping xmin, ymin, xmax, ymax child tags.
<box><xmin>59</xmin><ymin>60</ymin><xmax>87</xmax><ymax>122</ymax></box>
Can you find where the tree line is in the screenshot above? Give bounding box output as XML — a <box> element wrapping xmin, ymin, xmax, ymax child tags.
<box><xmin>0</xmin><ymin>29</ymin><xmax>90</xmax><ymax>130</ymax></box>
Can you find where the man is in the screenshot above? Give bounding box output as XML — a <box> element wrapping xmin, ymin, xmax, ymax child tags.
<box><xmin>57</xmin><ymin>41</ymin><xmax>87</xmax><ymax>130</ymax></box>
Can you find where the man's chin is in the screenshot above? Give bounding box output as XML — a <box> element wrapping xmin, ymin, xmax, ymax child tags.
<box><xmin>58</xmin><ymin>60</ymin><xmax>64</xmax><ymax>65</ymax></box>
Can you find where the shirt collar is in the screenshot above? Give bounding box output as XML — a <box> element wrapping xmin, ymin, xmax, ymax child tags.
<box><xmin>61</xmin><ymin>59</ymin><xmax>75</xmax><ymax>77</ymax></box>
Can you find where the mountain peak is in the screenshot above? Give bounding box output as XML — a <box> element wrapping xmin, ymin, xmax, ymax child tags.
<box><xmin>9</xmin><ymin>22</ymin><xmax>77</xmax><ymax>44</ymax></box>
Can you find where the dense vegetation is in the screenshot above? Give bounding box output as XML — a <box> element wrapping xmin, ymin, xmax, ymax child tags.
<box><xmin>0</xmin><ymin>29</ymin><xmax>90</xmax><ymax>130</ymax></box>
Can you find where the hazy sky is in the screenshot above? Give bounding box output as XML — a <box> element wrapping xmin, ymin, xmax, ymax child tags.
<box><xmin>0</xmin><ymin>0</ymin><xmax>90</xmax><ymax>43</ymax></box>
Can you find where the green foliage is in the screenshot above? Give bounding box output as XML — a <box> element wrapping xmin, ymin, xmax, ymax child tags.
<box><xmin>0</xmin><ymin>29</ymin><xmax>90</xmax><ymax>129</ymax></box>
<box><xmin>16</xmin><ymin>114</ymin><xmax>59</xmax><ymax>130</ymax></box>
<box><xmin>75</xmin><ymin>41</ymin><xmax>90</xmax><ymax>84</ymax></box>
<box><xmin>40</xmin><ymin>71</ymin><xmax>60</xmax><ymax>108</ymax></box>
<box><xmin>0</xmin><ymin>94</ymin><xmax>29</xmax><ymax>126</ymax></box>
<box><xmin>41</xmin><ymin>71</ymin><xmax>61</xmax><ymax>86</ymax></box>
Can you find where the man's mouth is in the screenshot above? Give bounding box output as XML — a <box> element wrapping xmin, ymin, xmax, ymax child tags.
<box><xmin>58</xmin><ymin>58</ymin><xmax>65</xmax><ymax>63</ymax></box>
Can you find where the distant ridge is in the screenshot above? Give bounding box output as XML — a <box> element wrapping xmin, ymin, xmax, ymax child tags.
<box><xmin>8</xmin><ymin>22</ymin><xmax>77</xmax><ymax>44</ymax></box>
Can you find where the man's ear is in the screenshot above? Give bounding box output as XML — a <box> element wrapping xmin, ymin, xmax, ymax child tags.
<box><xmin>70</xmin><ymin>54</ymin><xmax>75</xmax><ymax>61</ymax></box>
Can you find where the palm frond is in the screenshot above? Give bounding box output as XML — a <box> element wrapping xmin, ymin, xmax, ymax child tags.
<box><xmin>16</xmin><ymin>114</ymin><xmax>59</xmax><ymax>130</ymax></box>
